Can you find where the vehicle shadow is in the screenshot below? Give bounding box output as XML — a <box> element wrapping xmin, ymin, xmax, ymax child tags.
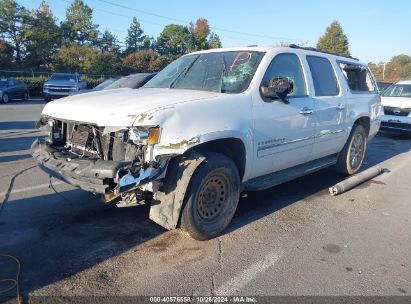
<box><xmin>0</xmin><ymin>121</ymin><xmax>36</xmax><ymax>130</ymax></box>
<box><xmin>1</xmin><ymin>100</ymin><xmax>47</xmax><ymax>106</ymax></box>
<box><xmin>0</xmin><ymin>154</ymin><xmax>32</xmax><ymax>163</ymax></box>
<box><xmin>226</xmin><ymin>132</ymin><xmax>411</xmax><ymax>234</ymax></box>
<box><xmin>0</xmin><ymin>136</ymin><xmax>38</xmax><ymax>153</ymax></box>
<box><xmin>0</xmin><ymin>188</ymin><xmax>165</xmax><ymax>299</ymax></box>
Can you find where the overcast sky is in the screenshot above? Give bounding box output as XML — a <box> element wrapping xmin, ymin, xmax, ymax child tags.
<box><xmin>19</xmin><ymin>0</ymin><xmax>411</xmax><ymax>63</ymax></box>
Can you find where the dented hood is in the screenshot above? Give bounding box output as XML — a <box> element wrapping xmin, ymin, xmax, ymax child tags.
<box><xmin>42</xmin><ymin>88</ymin><xmax>221</xmax><ymax>126</ymax></box>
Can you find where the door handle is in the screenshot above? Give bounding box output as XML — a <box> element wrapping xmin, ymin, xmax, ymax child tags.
<box><xmin>336</xmin><ymin>103</ymin><xmax>345</xmax><ymax>111</ymax></box>
<box><xmin>300</xmin><ymin>107</ymin><xmax>313</xmax><ymax>115</ymax></box>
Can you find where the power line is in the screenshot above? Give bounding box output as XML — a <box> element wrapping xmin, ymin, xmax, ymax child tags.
<box><xmin>95</xmin><ymin>0</ymin><xmax>306</xmax><ymax>43</ymax></box>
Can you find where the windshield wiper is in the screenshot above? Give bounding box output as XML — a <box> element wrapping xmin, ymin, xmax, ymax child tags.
<box><xmin>220</xmin><ymin>56</ymin><xmax>228</xmax><ymax>93</ymax></box>
<box><xmin>169</xmin><ymin>56</ymin><xmax>199</xmax><ymax>88</ymax></box>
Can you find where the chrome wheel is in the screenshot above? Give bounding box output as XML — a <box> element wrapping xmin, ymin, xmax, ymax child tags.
<box><xmin>2</xmin><ymin>93</ymin><xmax>9</xmax><ymax>103</ymax></box>
<box><xmin>350</xmin><ymin>133</ymin><xmax>365</xmax><ymax>169</ymax></box>
<box><xmin>197</xmin><ymin>174</ymin><xmax>228</xmax><ymax>221</ymax></box>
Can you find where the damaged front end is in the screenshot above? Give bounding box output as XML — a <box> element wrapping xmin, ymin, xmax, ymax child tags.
<box><xmin>32</xmin><ymin>116</ymin><xmax>170</xmax><ymax>205</ymax></box>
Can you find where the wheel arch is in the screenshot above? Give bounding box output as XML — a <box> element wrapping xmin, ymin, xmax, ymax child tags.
<box><xmin>353</xmin><ymin>116</ymin><xmax>370</xmax><ymax>137</ymax></box>
<box><xmin>188</xmin><ymin>137</ymin><xmax>247</xmax><ymax>181</ymax></box>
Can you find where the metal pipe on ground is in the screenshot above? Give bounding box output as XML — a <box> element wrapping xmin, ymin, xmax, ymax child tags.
<box><xmin>329</xmin><ymin>165</ymin><xmax>385</xmax><ymax>196</ymax></box>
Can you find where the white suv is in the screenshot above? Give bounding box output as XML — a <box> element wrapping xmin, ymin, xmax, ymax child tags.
<box><xmin>380</xmin><ymin>80</ymin><xmax>411</xmax><ymax>133</ymax></box>
<box><xmin>32</xmin><ymin>45</ymin><xmax>381</xmax><ymax>240</ymax></box>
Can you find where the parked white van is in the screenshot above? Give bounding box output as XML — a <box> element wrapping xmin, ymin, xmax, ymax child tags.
<box><xmin>32</xmin><ymin>45</ymin><xmax>381</xmax><ymax>240</ymax></box>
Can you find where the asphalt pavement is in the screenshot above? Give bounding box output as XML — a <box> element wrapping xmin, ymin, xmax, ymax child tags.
<box><xmin>0</xmin><ymin>100</ymin><xmax>410</xmax><ymax>303</ymax></box>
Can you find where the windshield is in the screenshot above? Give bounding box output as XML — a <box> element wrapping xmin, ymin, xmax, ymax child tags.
<box><xmin>105</xmin><ymin>75</ymin><xmax>148</xmax><ymax>90</ymax></box>
<box><xmin>144</xmin><ymin>51</ymin><xmax>265</xmax><ymax>93</ymax></box>
<box><xmin>383</xmin><ymin>84</ymin><xmax>411</xmax><ymax>97</ymax></box>
<box><xmin>50</xmin><ymin>74</ymin><xmax>77</xmax><ymax>82</ymax></box>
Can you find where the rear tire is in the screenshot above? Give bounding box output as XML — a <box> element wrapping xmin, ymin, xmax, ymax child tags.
<box><xmin>1</xmin><ymin>93</ymin><xmax>9</xmax><ymax>104</ymax></box>
<box><xmin>335</xmin><ymin>124</ymin><xmax>367</xmax><ymax>175</ymax></box>
<box><xmin>180</xmin><ymin>152</ymin><xmax>240</xmax><ymax>240</ymax></box>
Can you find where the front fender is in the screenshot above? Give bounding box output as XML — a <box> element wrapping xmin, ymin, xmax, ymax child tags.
<box><xmin>149</xmin><ymin>150</ymin><xmax>205</xmax><ymax>230</ymax></box>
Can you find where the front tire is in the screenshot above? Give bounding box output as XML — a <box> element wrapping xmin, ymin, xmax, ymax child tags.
<box><xmin>336</xmin><ymin>124</ymin><xmax>367</xmax><ymax>175</ymax></box>
<box><xmin>180</xmin><ymin>152</ymin><xmax>240</xmax><ymax>240</ymax></box>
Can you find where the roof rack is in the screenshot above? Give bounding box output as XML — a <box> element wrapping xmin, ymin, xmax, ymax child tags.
<box><xmin>288</xmin><ymin>44</ymin><xmax>359</xmax><ymax>61</ymax></box>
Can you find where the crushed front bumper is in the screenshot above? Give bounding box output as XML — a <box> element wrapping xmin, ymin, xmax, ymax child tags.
<box><xmin>31</xmin><ymin>138</ymin><xmax>167</xmax><ymax>195</ymax></box>
<box><xmin>31</xmin><ymin>138</ymin><xmax>126</xmax><ymax>194</ymax></box>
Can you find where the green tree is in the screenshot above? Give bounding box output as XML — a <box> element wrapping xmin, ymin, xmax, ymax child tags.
<box><xmin>0</xmin><ymin>0</ymin><xmax>30</xmax><ymax>64</ymax></box>
<box><xmin>189</xmin><ymin>18</ymin><xmax>222</xmax><ymax>51</ymax></box>
<box><xmin>62</xmin><ymin>0</ymin><xmax>99</xmax><ymax>46</ymax></box>
<box><xmin>208</xmin><ymin>33</ymin><xmax>222</xmax><ymax>49</ymax></box>
<box><xmin>189</xmin><ymin>18</ymin><xmax>209</xmax><ymax>51</ymax></box>
<box><xmin>125</xmin><ymin>17</ymin><xmax>145</xmax><ymax>54</ymax></box>
<box><xmin>99</xmin><ymin>30</ymin><xmax>120</xmax><ymax>55</ymax></box>
<box><xmin>52</xmin><ymin>44</ymin><xmax>94</xmax><ymax>72</ymax></box>
<box><xmin>52</xmin><ymin>44</ymin><xmax>120</xmax><ymax>75</ymax></box>
<box><xmin>141</xmin><ymin>35</ymin><xmax>155</xmax><ymax>50</ymax></box>
<box><xmin>89</xmin><ymin>51</ymin><xmax>122</xmax><ymax>75</ymax></box>
<box><xmin>156</xmin><ymin>24</ymin><xmax>191</xmax><ymax>62</ymax></box>
<box><xmin>24</xmin><ymin>1</ymin><xmax>60</xmax><ymax>69</ymax></box>
<box><xmin>385</xmin><ymin>55</ymin><xmax>411</xmax><ymax>81</ymax></box>
<box><xmin>368</xmin><ymin>62</ymin><xmax>383</xmax><ymax>81</ymax></box>
<box><xmin>0</xmin><ymin>39</ymin><xmax>13</xmax><ymax>68</ymax></box>
<box><xmin>122</xmin><ymin>49</ymin><xmax>166</xmax><ymax>73</ymax></box>
<box><xmin>317</xmin><ymin>21</ymin><xmax>351</xmax><ymax>57</ymax></box>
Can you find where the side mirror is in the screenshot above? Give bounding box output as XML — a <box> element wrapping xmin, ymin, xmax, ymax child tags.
<box><xmin>261</xmin><ymin>76</ymin><xmax>294</xmax><ymax>103</ymax></box>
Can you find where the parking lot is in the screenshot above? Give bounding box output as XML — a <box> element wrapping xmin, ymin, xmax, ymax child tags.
<box><xmin>0</xmin><ymin>100</ymin><xmax>410</xmax><ymax>301</ymax></box>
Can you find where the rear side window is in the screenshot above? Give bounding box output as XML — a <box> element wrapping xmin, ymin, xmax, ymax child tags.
<box><xmin>338</xmin><ymin>62</ymin><xmax>376</xmax><ymax>92</ymax></box>
<box><xmin>307</xmin><ymin>56</ymin><xmax>339</xmax><ymax>96</ymax></box>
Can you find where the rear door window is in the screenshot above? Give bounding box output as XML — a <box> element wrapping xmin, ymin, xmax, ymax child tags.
<box><xmin>338</xmin><ymin>62</ymin><xmax>376</xmax><ymax>92</ymax></box>
<box><xmin>306</xmin><ymin>56</ymin><xmax>339</xmax><ymax>96</ymax></box>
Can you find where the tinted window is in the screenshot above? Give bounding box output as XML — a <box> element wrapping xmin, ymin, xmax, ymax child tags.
<box><xmin>339</xmin><ymin>62</ymin><xmax>376</xmax><ymax>92</ymax></box>
<box><xmin>50</xmin><ymin>74</ymin><xmax>77</xmax><ymax>82</ymax></box>
<box><xmin>7</xmin><ymin>79</ymin><xmax>15</xmax><ymax>86</ymax></box>
<box><xmin>261</xmin><ymin>53</ymin><xmax>306</xmax><ymax>96</ymax></box>
<box><xmin>307</xmin><ymin>56</ymin><xmax>339</xmax><ymax>96</ymax></box>
<box><xmin>105</xmin><ymin>75</ymin><xmax>148</xmax><ymax>89</ymax></box>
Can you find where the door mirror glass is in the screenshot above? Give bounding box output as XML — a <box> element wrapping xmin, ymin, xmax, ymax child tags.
<box><xmin>261</xmin><ymin>76</ymin><xmax>294</xmax><ymax>103</ymax></box>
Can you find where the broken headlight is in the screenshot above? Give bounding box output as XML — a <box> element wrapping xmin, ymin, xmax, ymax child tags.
<box><xmin>35</xmin><ymin>117</ymin><xmax>61</xmax><ymax>144</ymax></box>
<box><xmin>118</xmin><ymin>127</ymin><xmax>160</xmax><ymax>146</ymax></box>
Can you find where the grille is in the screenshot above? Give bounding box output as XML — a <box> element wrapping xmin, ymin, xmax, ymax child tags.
<box><xmin>71</xmin><ymin>125</ymin><xmax>94</xmax><ymax>147</ymax></box>
<box><xmin>54</xmin><ymin>120</ymin><xmax>143</xmax><ymax>162</ymax></box>
<box><xmin>381</xmin><ymin>121</ymin><xmax>411</xmax><ymax>130</ymax></box>
<box><xmin>383</xmin><ymin>106</ymin><xmax>410</xmax><ymax>117</ymax></box>
<box><xmin>48</xmin><ymin>86</ymin><xmax>71</xmax><ymax>93</ymax></box>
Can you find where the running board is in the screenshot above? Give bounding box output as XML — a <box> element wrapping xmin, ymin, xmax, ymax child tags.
<box><xmin>243</xmin><ymin>154</ymin><xmax>338</xmax><ymax>191</ymax></box>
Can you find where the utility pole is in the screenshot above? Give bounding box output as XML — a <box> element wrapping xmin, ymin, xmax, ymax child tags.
<box><xmin>379</xmin><ymin>62</ymin><xmax>387</xmax><ymax>82</ymax></box>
